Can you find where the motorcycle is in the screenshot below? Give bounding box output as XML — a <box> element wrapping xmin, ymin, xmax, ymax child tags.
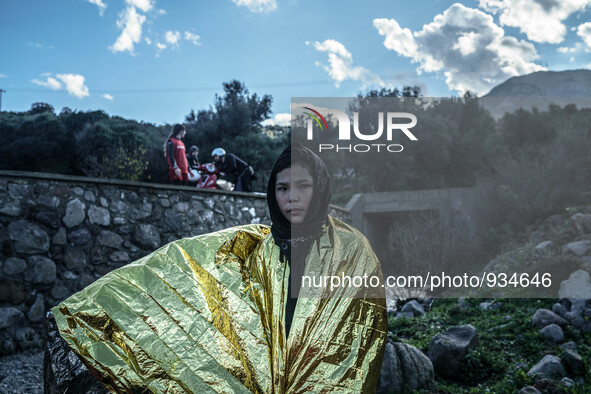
<box><xmin>190</xmin><ymin>163</ymin><xmax>233</xmax><ymax>191</ymax></box>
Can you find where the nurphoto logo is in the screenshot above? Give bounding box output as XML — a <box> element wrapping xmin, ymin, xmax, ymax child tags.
<box><xmin>297</xmin><ymin>104</ymin><xmax>418</xmax><ymax>153</ymax></box>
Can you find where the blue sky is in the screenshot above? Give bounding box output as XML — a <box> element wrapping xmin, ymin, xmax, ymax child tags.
<box><xmin>1</xmin><ymin>0</ymin><xmax>591</xmax><ymax>125</ymax></box>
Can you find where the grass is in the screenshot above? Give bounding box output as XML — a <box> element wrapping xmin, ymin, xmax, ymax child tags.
<box><xmin>388</xmin><ymin>298</ymin><xmax>591</xmax><ymax>393</ymax></box>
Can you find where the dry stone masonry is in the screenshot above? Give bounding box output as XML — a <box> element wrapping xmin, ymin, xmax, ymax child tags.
<box><xmin>0</xmin><ymin>171</ymin><xmax>270</xmax><ymax>355</ymax></box>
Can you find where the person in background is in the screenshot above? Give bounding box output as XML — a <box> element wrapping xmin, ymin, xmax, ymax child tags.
<box><xmin>164</xmin><ymin>124</ymin><xmax>189</xmax><ymax>185</ymax></box>
<box><xmin>187</xmin><ymin>145</ymin><xmax>201</xmax><ymax>184</ymax></box>
<box><xmin>212</xmin><ymin>147</ymin><xmax>252</xmax><ymax>192</ymax></box>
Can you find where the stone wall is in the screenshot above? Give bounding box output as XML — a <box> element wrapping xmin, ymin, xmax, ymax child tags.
<box><xmin>0</xmin><ymin>171</ymin><xmax>270</xmax><ymax>355</ymax></box>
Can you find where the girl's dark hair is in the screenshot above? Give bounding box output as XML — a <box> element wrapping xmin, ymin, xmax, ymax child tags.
<box><xmin>163</xmin><ymin>124</ymin><xmax>186</xmax><ymax>157</ymax></box>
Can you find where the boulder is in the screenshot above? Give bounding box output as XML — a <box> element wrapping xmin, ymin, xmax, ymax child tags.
<box><xmin>0</xmin><ymin>307</ymin><xmax>25</xmax><ymax>330</ymax></box>
<box><xmin>527</xmin><ymin>355</ymin><xmax>566</xmax><ymax>380</ymax></box>
<box><xmin>534</xmin><ymin>241</ymin><xmax>554</xmax><ymax>255</ymax></box>
<box><xmin>539</xmin><ymin>324</ymin><xmax>564</xmax><ymax>343</ymax></box>
<box><xmin>8</xmin><ymin>220</ymin><xmax>50</xmax><ymax>254</ymax></box>
<box><xmin>98</xmin><ymin>230</ymin><xmax>123</xmax><ymax>248</ymax></box>
<box><xmin>134</xmin><ymin>224</ymin><xmax>161</xmax><ymax>250</ymax></box>
<box><xmin>563</xmin><ymin>311</ymin><xmax>584</xmax><ymax>329</ymax></box>
<box><xmin>27</xmin><ymin>255</ymin><xmax>56</xmax><ymax>284</ymax></box>
<box><xmin>378</xmin><ymin>339</ymin><xmax>434</xmax><ymax>393</ymax></box>
<box><xmin>67</xmin><ymin>227</ymin><xmax>92</xmax><ymax>246</ymax></box>
<box><xmin>551</xmin><ymin>303</ymin><xmax>567</xmax><ymax>317</ymax></box>
<box><xmin>27</xmin><ymin>293</ymin><xmax>45</xmax><ymax>322</ymax></box>
<box><xmin>570</xmin><ymin>213</ymin><xmax>591</xmax><ymax>235</ymax></box>
<box><xmin>561</xmin><ymin>241</ymin><xmax>590</xmax><ymax>257</ymax></box>
<box><xmin>63</xmin><ymin>198</ymin><xmax>86</xmax><ymax>228</ymax></box>
<box><xmin>531</xmin><ymin>309</ymin><xmax>567</xmax><ymax>328</ymax></box>
<box><xmin>519</xmin><ymin>386</ymin><xmax>541</xmax><ymax>394</ymax></box>
<box><xmin>561</xmin><ymin>349</ymin><xmax>584</xmax><ymax>375</ymax></box>
<box><xmin>400</xmin><ymin>300</ymin><xmax>425</xmax><ymax>316</ymax></box>
<box><xmin>3</xmin><ymin>257</ymin><xmax>27</xmax><ymax>276</ymax></box>
<box><xmin>64</xmin><ymin>248</ymin><xmax>87</xmax><ymax>271</ymax></box>
<box><xmin>15</xmin><ymin>327</ymin><xmax>43</xmax><ymax>349</ymax></box>
<box><xmin>88</xmin><ymin>205</ymin><xmax>110</xmax><ymax>226</ymax></box>
<box><xmin>427</xmin><ymin>324</ymin><xmax>479</xmax><ymax>377</ymax></box>
<box><xmin>559</xmin><ymin>270</ymin><xmax>591</xmax><ymax>299</ymax></box>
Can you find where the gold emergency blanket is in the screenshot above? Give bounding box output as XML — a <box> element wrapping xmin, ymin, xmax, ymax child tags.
<box><xmin>52</xmin><ymin>218</ymin><xmax>387</xmax><ymax>393</ymax></box>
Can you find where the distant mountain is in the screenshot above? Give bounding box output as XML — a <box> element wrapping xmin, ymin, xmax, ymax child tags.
<box><xmin>481</xmin><ymin>70</ymin><xmax>591</xmax><ymax>117</ymax></box>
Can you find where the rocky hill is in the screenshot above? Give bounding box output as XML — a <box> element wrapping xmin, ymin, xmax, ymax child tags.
<box><xmin>480</xmin><ymin>70</ymin><xmax>591</xmax><ymax>118</ymax></box>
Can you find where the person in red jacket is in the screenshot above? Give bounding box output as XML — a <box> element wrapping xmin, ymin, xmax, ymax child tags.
<box><xmin>164</xmin><ymin>124</ymin><xmax>189</xmax><ymax>185</ymax></box>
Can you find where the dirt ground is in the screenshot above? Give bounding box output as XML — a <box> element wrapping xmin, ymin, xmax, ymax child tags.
<box><xmin>0</xmin><ymin>350</ymin><xmax>44</xmax><ymax>394</ymax></box>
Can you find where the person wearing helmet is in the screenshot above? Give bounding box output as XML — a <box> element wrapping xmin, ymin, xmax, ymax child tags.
<box><xmin>212</xmin><ymin>148</ymin><xmax>252</xmax><ymax>192</ymax></box>
<box><xmin>164</xmin><ymin>124</ymin><xmax>189</xmax><ymax>185</ymax></box>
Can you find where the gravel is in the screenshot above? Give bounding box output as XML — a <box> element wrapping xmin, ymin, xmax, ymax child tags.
<box><xmin>0</xmin><ymin>350</ymin><xmax>43</xmax><ymax>393</ymax></box>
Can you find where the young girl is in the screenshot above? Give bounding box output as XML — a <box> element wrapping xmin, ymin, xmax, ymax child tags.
<box><xmin>51</xmin><ymin>144</ymin><xmax>386</xmax><ymax>393</ymax></box>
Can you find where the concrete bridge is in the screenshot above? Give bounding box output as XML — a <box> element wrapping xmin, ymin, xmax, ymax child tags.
<box><xmin>333</xmin><ymin>187</ymin><xmax>488</xmax><ymax>263</ymax></box>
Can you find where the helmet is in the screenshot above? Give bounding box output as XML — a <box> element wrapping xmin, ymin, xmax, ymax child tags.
<box><xmin>212</xmin><ymin>148</ymin><xmax>226</xmax><ymax>157</ymax></box>
<box><xmin>189</xmin><ymin>145</ymin><xmax>199</xmax><ymax>154</ymax></box>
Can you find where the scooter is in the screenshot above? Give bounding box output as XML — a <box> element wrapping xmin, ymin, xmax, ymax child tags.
<box><xmin>192</xmin><ymin>163</ymin><xmax>233</xmax><ymax>191</ymax></box>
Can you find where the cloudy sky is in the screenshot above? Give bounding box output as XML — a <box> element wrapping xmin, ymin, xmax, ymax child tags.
<box><xmin>1</xmin><ymin>0</ymin><xmax>591</xmax><ymax>125</ymax></box>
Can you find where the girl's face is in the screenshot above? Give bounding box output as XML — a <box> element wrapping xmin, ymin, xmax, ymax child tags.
<box><xmin>275</xmin><ymin>164</ymin><xmax>314</xmax><ymax>224</ymax></box>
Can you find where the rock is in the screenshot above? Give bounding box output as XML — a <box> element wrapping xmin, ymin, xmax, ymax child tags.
<box><xmin>110</xmin><ymin>251</ymin><xmax>129</xmax><ymax>263</ymax></box>
<box><xmin>527</xmin><ymin>355</ymin><xmax>566</xmax><ymax>380</ymax></box>
<box><xmin>582</xmin><ymin>321</ymin><xmax>591</xmax><ymax>334</ymax></box>
<box><xmin>27</xmin><ymin>255</ymin><xmax>56</xmax><ymax>284</ymax></box>
<box><xmin>569</xmin><ymin>298</ymin><xmax>590</xmax><ymax>313</ymax></box>
<box><xmin>67</xmin><ymin>227</ymin><xmax>91</xmax><ymax>246</ymax></box>
<box><xmin>531</xmin><ymin>309</ymin><xmax>567</xmax><ymax>328</ymax></box>
<box><xmin>3</xmin><ymin>257</ymin><xmax>27</xmax><ymax>276</ymax></box>
<box><xmin>15</xmin><ymin>327</ymin><xmax>43</xmax><ymax>349</ymax></box>
<box><xmin>400</xmin><ymin>300</ymin><xmax>425</xmax><ymax>316</ymax></box>
<box><xmin>535</xmin><ymin>241</ymin><xmax>554</xmax><ymax>255</ymax></box>
<box><xmin>0</xmin><ymin>280</ymin><xmax>27</xmax><ymax>304</ymax></box>
<box><xmin>88</xmin><ymin>205</ymin><xmax>110</xmax><ymax>226</ymax></box>
<box><xmin>84</xmin><ymin>190</ymin><xmax>96</xmax><ymax>202</ymax></box>
<box><xmin>560</xmin><ymin>341</ymin><xmax>577</xmax><ymax>352</ymax></box>
<box><xmin>559</xmin><ymin>377</ymin><xmax>575</xmax><ymax>388</ymax></box>
<box><xmin>63</xmin><ymin>198</ymin><xmax>86</xmax><ymax>228</ymax></box>
<box><xmin>427</xmin><ymin>324</ymin><xmax>479</xmax><ymax>377</ymax></box>
<box><xmin>539</xmin><ymin>324</ymin><xmax>564</xmax><ymax>343</ymax></box>
<box><xmin>27</xmin><ymin>294</ymin><xmax>45</xmax><ymax>322</ymax></box>
<box><xmin>113</xmin><ymin>217</ymin><xmax>126</xmax><ymax>225</ymax></box>
<box><xmin>378</xmin><ymin>339</ymin><xmax>434</xmax><ymax>394</ymax></box>
<box><xmin>130</xmin><ymin>202</ymin><xmax>152</xmax><ymax>220</ymax></box>
<box><xmin>51</xmin><ymin>285</ymin><xmax>70</xmax><ymax>300</ymax></box>
<box><xmin>519</xmin><ymin>386</ymin><xmax>541</xmax><ymax>394</ymax></box>
<box><xmin>8</xmin><ymin>220</ymin><xmax>50</xmax><ymax>254</ymax></box>
<box><xmin>561</xmin><ymin>349</ymin><xmax>584</xmax><ymax>375</ymax></box>
<box><xmin>34</xmin><ymin>210</ymin><xmax>60</xmax><ymax>228</ymax></box>
<box><xmin>563</xmin><ymin>311</ymin><xmax>584</xmax><ymax>329</ymax></box>
<box><xmin>174</xmin><ymin>202</ymin><xmax>189</xmax><ymax>213</ymax></box>
<box><xmin>159</xmin><ymin>198</ymin><xmax>170</xmax><ymax>208</ymax></box>
<box><xmin>100</xmin><ymin>197</ymin><xmax>108</xmax><ymax>207</ymax></box>
<box><xmin>109</xmin><ymin>200</ymin><xmax>128</xmax><ymax>215</ymax></box>
<box><xmin>38</xmin><ymin>195</ymin><xmax>60</xmax><ymax>209</ymax></box>
<box><xmin>570</xmin><ymin>213</ymin><xmax>591</xmax><ymax>235</ymax></box>
<box><xmin>561</xmin><ymin>241</ymin><xmax>590</xmax><ymax>257</ymax></box>
<box><xmin>2</xmin><ymin>339</ymin><xmax>15</xmax><ymax>354</ymax></box>
<box><xmin>552</xmin><ymin>303</ymin><xmax>568</xmax><ymax>317</ymax></box>
<box><xmin>64</xmin><ymin>248</ymin><xmax>87</xmax><ymax>271</ymax></box>
<box><xmin>8</xmin><ymin>183</ymin><xmax>31</xmax><ymax>199</ymax></box>
<box><xmin>559</xmin><ymin>270</ymin><xmax>591</xmax><ymax>298</ymax></box>
<box><xmin>164</xmin><ymin>209</ymin><xmax>183</xmax><ymax>232</ymax></box>
<box><xmin>0</xmin><ymin>307</ymin><xmax>25</xmax><ymax>329</ymax></box>
<box><xmin>134</xmin><ymin>224</ymin><xmax>161</xmax><ymax>250</ymax></box>
<box><xmin>53</xmin><ymin>227</ymin><xmax>67</xmax><ymax>245</ymax></box>
<box><xmin>99</xmin><ymin>230</ymin><xmax>123</xmax><ymax>248</ymax></box>
<box><xmin>396</xmin><ymin>312</ymin><xmax>414</xmax><ymax>319</ymax></box>
<box><xmin>0</xmin><ymin>201</ymin><xmax>22</xmax><ymax>216</ymax></box>
<box><xmin>480</xmin><ymin>301</ymin><xmax>502</xmax><ymax>311</ymax></box>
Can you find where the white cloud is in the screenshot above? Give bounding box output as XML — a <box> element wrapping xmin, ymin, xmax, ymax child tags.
<box><xmin>479</xmin><ymin>0</ymin><xmax>589</xmax><ymax>44</ymax></box>
<box><xmin>87</xmin><ymin>0</ymin><xmax>107</xmax><ymax>16</ymax></box>
<box><xmin>262</xmin><ymin>113</ymin><xmax>291</xmax><ymax>126</ymax></box>
<box><xmin>164</xmin><ymin>31</ymin><xmax>181</xmax><ymax>46</ymax></box>
<box><xmin>312</xmin><ymin>39</ymin><xmax>384</xmax><ymax>88</ymax></box>
<box><xmin>585</xmin><ymin>63</ymin><xmax>591</xmax><ymax>70</ymax></box>
<box><xmin>374</xmin><ymin>3</ymin><xmax>545</xmax><ymax>95</ymax></box>
<box><xmin>145</xmin><ymin>37</ymin><xmax>152</xmax><ymax>45</ymax></box>
<box><xmin>570</xmin><ymin>56</ymin><xmax>576</xmax><ymax>62</ymax></box>
<box><xmin>32</xmin><ymin>76</ymin><xmax>62</xmax><ymax>90</ymax></box>
<box><xmin>232</xmin><ymin>0</ymin><xmax>276</xmax><ymax>13</ymax></box>
<box><xmin>577</xmin><ymin>22</ymin><xmax>591</xmax><ymax>49</ymax></box>
<box><xmin>557</xmin><ymin>43</ymin><xmax>583</xmax><ymax>53</ymax></box>
<box><xmin>102</xmin><ymin>93</ymin><xmax>114</xmax><ymax>100</ymax></box>
<box><xmin>184</xmin><ymin>31</ymin><xmax>201</xmax><ymax>46</ymax></box>
<box><xmin>110</xmin><ymin>6</ymin><xmax>146</xmax><ymax>53</ymax></box>
<box><xmin>0</xmin><ymin>73</ymin><xmax>6</xmax><ymax>78</ymax></box>
<box><xmin>56</xmin><ymin>73</ymin><xmax>90</xmax><ymax>99</ymax></box>
<box><xmin>125</xmin><ymin>0</ymin><xmax>153</xmax><ymax>12</ymax></box>
<box><xmin>156</xmin><ymin>42</ymin><xmax>166</xmax><ymax>49</ymax></box>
